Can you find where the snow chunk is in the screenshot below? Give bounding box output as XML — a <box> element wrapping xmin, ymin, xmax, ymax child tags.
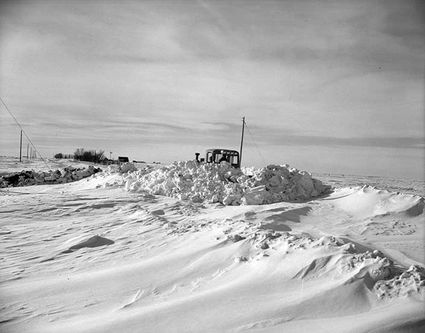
<box><xmin>119</xmin><ymin>162</ymin><xmax>137</xmax><ymax>174</ymax></box>
<box><xmin>374</xmin><ymin>265</ymin><xmax>425</xmax><ymax>299</ymax></box>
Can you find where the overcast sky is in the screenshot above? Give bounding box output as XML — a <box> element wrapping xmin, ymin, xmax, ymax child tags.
<box><xmin>0</xmin><ymin>0</ymin><xmax>424</xmax><ymax>179</ymax></box>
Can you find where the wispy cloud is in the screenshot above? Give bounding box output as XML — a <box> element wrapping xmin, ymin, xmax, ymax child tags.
<box><xmin>0</xmin><ymin>0</ymin><xmax>423</xmax><ymax>178</ymax></box>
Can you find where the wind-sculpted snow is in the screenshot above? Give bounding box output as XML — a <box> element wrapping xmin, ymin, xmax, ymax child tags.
<box><xmin>119</xmin><ymin>161</ymin><xmax>330</xmax><ymax>205</ymax></box>
<box><xmin>1</xmin><ymin>157</ymin><xmax>424</xmax><ymax>333</ymax></box>
<box><xmin>333</xmin><ymin>185</ymin><xmax>424</xmax><ymax>218</ymax></box>
<box><xmin>374</xmin><ymin>265</ymin><xmax>425</xmax><ymax>299</ymax></box>
<box><xmin>224</xmin><ymin>229</ymin><xmax>425</xmax><ymax>300</ymax></box>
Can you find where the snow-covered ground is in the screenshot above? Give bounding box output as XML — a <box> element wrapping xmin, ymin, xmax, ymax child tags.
<box><xmin>1</xmin><ymin>156</ymin><xmax>424</xmax><ymax>332</ymax></box>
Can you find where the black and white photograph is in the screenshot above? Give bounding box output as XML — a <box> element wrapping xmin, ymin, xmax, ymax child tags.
<box><xmin>0</xmin><ymin>0</ymin><xmax>424</xmax><ymax>332</ymax></box>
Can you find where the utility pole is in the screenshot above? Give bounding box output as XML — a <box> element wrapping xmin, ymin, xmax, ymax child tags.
<box><xmin>19</xmin><ymin>130</ymin><xmax>22</xmax><ymax>162</ymax></box>
<box><xmin>26</xmin><ymin>143</ymin><xmax>29</xmax><ymax>159</ymax></box>
<box><xmin>239</xmin><ymin>117</ymin><xmax>245</xmax><ymax>167</ymax></box>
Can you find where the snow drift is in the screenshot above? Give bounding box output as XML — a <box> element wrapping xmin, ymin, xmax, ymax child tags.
<box><xmin>118</xmin><ymin>161</ymin><xmax>330</xmax><ymax>205</ymax></box>
<box><xmin>0</xmin><ymin>156</ymin><xmax>424</xmax><ymax>333</ymax></box>
<box><xmin>333</xmin><ymin>185</ymin><xmax>424</xmax><ymax>218</ymax></box>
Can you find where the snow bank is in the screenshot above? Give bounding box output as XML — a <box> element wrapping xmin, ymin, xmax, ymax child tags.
<box><xmin>121</xmin><ymin>161</ymin><xmax>330</xmax><ymax>205</ymax></box>
<box><xmin>0</xmin><ymin>165</ymin><xmax>102</xmax><ymax>187</ymax></box>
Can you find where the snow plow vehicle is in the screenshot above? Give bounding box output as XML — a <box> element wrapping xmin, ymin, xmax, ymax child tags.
<box><xmin>195</xmin><ymin>117</ymin><xmax>245</xmax><ymax>169</ymax></box>
<box><xmin>195</xmin><ymin>149</ymin><xmax>240</xmax><ymax>168</ymax></box>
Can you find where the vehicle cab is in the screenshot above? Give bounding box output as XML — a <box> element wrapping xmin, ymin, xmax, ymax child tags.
<box><xmin>195</xmin><ymin>149</ymin><xmax>240</xmax><ymax>168</ymax></box>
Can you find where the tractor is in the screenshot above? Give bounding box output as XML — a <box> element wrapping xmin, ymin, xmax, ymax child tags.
<box><xmin>194</xmin><ymin>117</ymin><xmax>245</xmax><ymax>169</ymax></box>
<box><xmin>195</xmin><ymin>149</ymin><xmax>240</xmax><ymax>168</ymax></box>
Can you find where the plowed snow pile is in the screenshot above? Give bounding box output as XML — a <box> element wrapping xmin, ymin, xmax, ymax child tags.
<box><xmin>0</xmin><ymin>165</ymin><xmax>102</xmax><ymax>187</ymax></box>
<box><xmin>119</xmin><ymin>161</ymin><xmax>329</xmax><ymax>205</ymax></box>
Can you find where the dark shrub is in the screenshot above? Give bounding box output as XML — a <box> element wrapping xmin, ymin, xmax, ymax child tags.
<box><xmin>73</xmin><ymin>148</ymin><xmax>105</xmax><ymax>163</ymax></box>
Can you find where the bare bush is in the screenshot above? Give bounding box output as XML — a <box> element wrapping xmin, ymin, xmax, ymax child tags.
<box><xmin>73</xmin><ymin>148</ymin><xmax>105</xmax><ymax>163</ymax></box>
<box><xmin>54</xmin><ymin>153</ymin><xmax>73</xmax><ymax>159</ymax></box>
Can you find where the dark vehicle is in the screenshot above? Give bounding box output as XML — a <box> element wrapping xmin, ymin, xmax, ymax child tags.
<box><xmin>195</xmin><ymin>149</ymin><xmax>240</xmax><ymax>168</ymax></box>
<box><xmin>118</xmin><ymin>156</ymin><xmax>129</xmax><ymax>163</ymax></box>
<box><xmin>195</xmin><ymin>117</ymin><xmax>246</xmax><ymax>169</ymax></box>
<box><xmin>102</xmin><ymin>158</ymin><xmax>114</xmax><ymax>165</ymax></box>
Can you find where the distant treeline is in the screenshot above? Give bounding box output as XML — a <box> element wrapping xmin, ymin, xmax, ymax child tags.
<box><xmin>54</xmin><ymin>153</ymin><xmax>73</xmax><ymax>159</ymax></box>
<box><xmin>54</xmin><ymin>148</ymin><xmax>106</xmax><ymax>163</ymax></box>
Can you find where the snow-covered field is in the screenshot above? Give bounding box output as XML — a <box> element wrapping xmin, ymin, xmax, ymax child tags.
<box><xmin>1</xmin><ymin>156</ymin><xmax>424</xmax><ymax>332</ymax></box>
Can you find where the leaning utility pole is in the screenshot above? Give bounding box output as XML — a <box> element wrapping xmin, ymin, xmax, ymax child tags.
<box><xmin>19</xmin><ymin>130</ymin><xmax>22</xmax><ymax>162</ymax></box>
<box><xmin>239</xmin><ymin>117</ymin><xmax>245</xmax><ymax>167</ymax></box>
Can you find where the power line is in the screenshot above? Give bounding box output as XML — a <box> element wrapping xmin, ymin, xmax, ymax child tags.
<box><xmin>244</xmin><ymin>120</ymin><xmax>267</xmax><ymax>166</ymax></box>
<box><xmin>0</xmin><ymin>96</ymin><xmax>51</xmax><ymax>168</ymax></box>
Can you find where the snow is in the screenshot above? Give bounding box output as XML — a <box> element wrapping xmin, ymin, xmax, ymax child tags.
<box><xmin>332</xmin><ymin>185</ymin><xmax>424</xmax><ymax>219</ymax></box>
<box><xmin>0</xmin><ymin>157</ymin><xmax>102</xmax><ymax>187</ymax></box>
<box><xmin>116</xmin><ymin>160</ymin><xmax>330</xmax><ymax>205</ymax></box>
<box><xmin>61</xmin><ymin>235</ymin><xmax>115</xmax><ymax>253</ymax></box>
<box><xmin>0</xmin><ymin>157</ymin><xmax>424</xmax><ymax>333</ymax></box>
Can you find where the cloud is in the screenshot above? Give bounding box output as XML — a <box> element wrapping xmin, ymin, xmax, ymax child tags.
<box><xmin>265</xmin><ymin>134</ymin><xmax>424</xmax><ymax>150</ymax></box>
<box><xmin>0</xmin><ymin>0</ymin><xmax>423</xmax><ymax>178</ymax></box>
<box><xmin>162</xmin><ymin>120</ymin><xmax>425</xmax><ymax>150</ymax></box>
